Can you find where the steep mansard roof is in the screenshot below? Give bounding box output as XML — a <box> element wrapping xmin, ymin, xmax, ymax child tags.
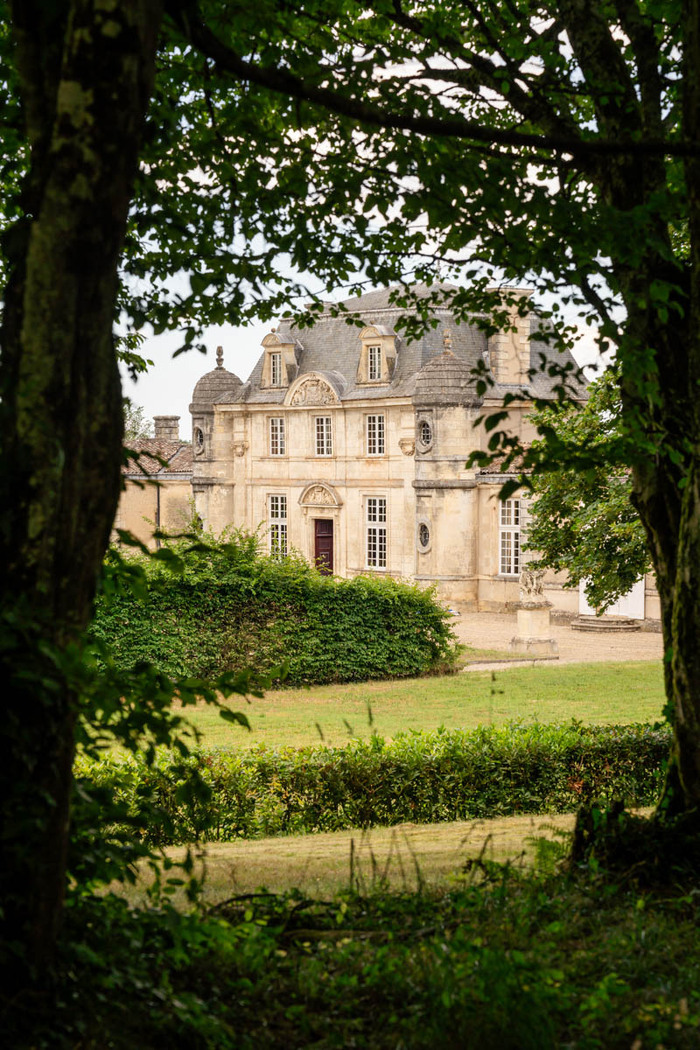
<box><xmin>203</xmin><ymin>284</ymin><xmax>583</xmax><ymax>407</ymax></box>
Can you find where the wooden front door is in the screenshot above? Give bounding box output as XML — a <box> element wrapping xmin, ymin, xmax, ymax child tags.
<box><xmin>314</xmin><ymin>519</ymin><xmax>334</xmax><ymax>575</ymax></box>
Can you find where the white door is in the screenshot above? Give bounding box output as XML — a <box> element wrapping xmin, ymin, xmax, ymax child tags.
<box><xmin>578</xmin><ymin>577</ymin><xmax>645</xmax><ymax>618</ymax></box>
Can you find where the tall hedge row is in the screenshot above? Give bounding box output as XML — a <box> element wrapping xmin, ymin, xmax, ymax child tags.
<box><xmin>92</xmin><ymin>536</ymin><xmax>459</xmax><ymax>685</ymax></box>
<box><xmin>76</xmin><ymin>722</ymin><xmax>670</xmax><ymax>844</ymax></box>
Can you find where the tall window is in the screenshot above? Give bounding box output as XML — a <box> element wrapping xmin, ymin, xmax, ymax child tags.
<box><xmin>270</xmin><ymin>352</ymin><xmax>282</xmax><ymax>386</ymax></box>
<box><xmin>368</xmin><ymin>345</ymin><xmax>382</xmax><ymax>381</ymax></box>
<box><xmin>268</xmin><ymin>494</ymin><xmax>287</xmax><ymax>556</ymax></box>
<box><xmin>499</xmin><ymin>498</ymin><xmax>521</xmax><ymax>575</ymax></box>
<box><xmin>269</xmin><ymin>417</ymin><xmax>285</xmax><ymax>456</ymax></box>
<box><xmin>315</xmin><ymin>416</ymin><xmax>332</xmax><ymax>456</ymax></box>
<box><xmin>366</xmin><ymin>414</ymin><xmax>385</xmax><ymax>456</ymax></box>
<box><xmin>366</xmin><ymin>497</ymin><xmax>387</xmax><ymax>568</ymax></box>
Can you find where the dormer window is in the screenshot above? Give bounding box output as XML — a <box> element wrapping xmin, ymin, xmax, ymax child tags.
<box><xmin>368</xmin><ymin>345</ymin><xmax>382</xmax><ymax>381</ymax></box>
<box><xmin>357</xmin><ymin>325</ymin><xmax>398</xmax><ymax>385</ymax></box>
<box><xmin>261</xmin><ymin>330</ymin><xmax>299</xmax><ymax>389</ymax></box>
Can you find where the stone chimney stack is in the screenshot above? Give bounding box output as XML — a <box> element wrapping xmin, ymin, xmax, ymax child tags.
<box><xmin>486</xmin><ymin>288</ymin><xmax>533</xmax><ymax>385</ymax></box>
<box><xmin>153</xmin><ymin>415</ymin><xmax>180</xmax><ymax>441</ymax></box>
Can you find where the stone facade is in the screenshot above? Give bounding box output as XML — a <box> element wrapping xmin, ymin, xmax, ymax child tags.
<box><xmin>187</xmin><ymin>283</ymin><xmax>634</xmax><ymax>614</ymax></box>
<box><xmin>114</xmin><ymin>416</ymin><xmax>193</xmax><ymax>547</ymax></box>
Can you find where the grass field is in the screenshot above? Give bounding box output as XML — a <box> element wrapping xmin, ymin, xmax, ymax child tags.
<box><xmin>118</xmin><ymin>812</ymin><xmax>578</xmax><ymax>904</ymax></box>
<box><xmin>176</xmin><ymin>660</ymin><xmax>666</xmax><ymax>751</ymax></box>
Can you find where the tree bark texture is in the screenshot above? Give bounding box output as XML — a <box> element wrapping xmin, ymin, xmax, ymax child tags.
<box><xmin>557</xmin><ymin>0</ymin><xmax>700</xmax><ymax>821</ymax></box>
<box><xmin>0</xmin><ymin>0</ymin><xmax>163</xmax><ymax>977</ymax></box>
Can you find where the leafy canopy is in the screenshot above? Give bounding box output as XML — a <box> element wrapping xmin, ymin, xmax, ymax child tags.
<box><xmin>119</xmin><ymin>0</ymin><xmax>687</xmax><ymax>373</ymax></box>
<box><xmin>525</xmin><ymin>370</ymin><xmax>651</xmax><ymax>611</ymax></box>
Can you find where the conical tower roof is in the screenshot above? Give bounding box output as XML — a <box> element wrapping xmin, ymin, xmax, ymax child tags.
<box><xmin>414</xmin><ymin>349</ymin><xmax>478</xmax><ymax>405</ymax></box>
<box><xmin>191</xmin><ymin>346</ymin><xmax>242</xmax><ymax>406</ymax></box>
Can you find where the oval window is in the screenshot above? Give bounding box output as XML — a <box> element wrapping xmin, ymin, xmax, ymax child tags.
<box><xmin>194</xmin><ymin>426</ymin><xmax>205</xmax><ymax>453</ymax></box>
<box><xmin>419</xmin><ymin>419</ymin><xmax>432</xmax><ymax>446</ymax></box>
<box><xmin>419</xmin><ymin>523</ymin><xmax>430</xmax><ymax>549</ymax></box>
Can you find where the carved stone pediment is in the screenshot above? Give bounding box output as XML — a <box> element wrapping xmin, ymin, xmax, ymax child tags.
<box><xmin>306</xmin><ymin>485</ymin><xmax>334</xmax><ymax>505</ymax></box>
<box><xmin>289</xmin><ymin>377</ymin><xmax>338</xmax><ymax>406</ymax></box>
<box><xmin>299</xmin><ymin>483</ymin><xmax>342</xmax><ymax>507</ymax></box>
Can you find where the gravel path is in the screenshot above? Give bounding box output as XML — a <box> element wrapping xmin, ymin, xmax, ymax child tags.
<box><xmin>449</xmin><ymin>611</ymin><xmax>663</xmax><ymax>670</ymax></box>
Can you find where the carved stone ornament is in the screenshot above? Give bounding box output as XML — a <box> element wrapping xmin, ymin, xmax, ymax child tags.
<box><xmin>290</xmin><ymin>378</ymin><xmax>337</xmax><ymax>406</ymax></box>
<box><xmin>304</xmin><ymin>485</ymin><xmax>336</xmax><ymax>506</ymax></box>
<box><xmin>399</xmin><ymin>438</ymin><xmax>416</xmax><ymax>456</ymax></box>
<box><xmin>519</xmin><ymin>567</ymin><xmax>546</xmax><ymax>604</ymax></box>
<box><xmin>233</xmin><ymin>441</ymin><xmax>248</xmax><ymax>457</ymax></box>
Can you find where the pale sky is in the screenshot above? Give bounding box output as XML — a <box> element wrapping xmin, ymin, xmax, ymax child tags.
<box><xmin>121</xmin><ymin>320</ymin><xmax>270</xmax><ymax>440</ymax></box>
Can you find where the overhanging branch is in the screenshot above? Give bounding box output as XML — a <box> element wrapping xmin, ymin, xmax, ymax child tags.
<box><xmin>168</xmin><ymin>0</ymin><xmax>698</xmax><ymax>162</ymax></box>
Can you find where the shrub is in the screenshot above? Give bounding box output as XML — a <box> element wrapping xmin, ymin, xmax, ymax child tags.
<box><xmin>91</xmin><ymin>532</ymin><xmax>459</xmax><ymax>684</ymax></box>
<box><xmin>76</xmin><ymin>721</ymin><xmax>670</xmax><ymax>844</ymax></box>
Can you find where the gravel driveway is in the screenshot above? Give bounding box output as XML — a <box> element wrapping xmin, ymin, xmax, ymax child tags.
<box><xmin>449</xmin><ymin>611</ymin><xmax>663</xmax><ymax>669</ymax></box>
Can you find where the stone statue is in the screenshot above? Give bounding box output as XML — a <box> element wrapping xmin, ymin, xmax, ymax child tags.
<box><xmin>519</xmin><ymin>567</ymin><xmax>546</xmax><ymax>605</ymax></box>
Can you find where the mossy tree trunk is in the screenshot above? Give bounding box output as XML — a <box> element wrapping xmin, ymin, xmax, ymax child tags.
<box><xmin>0</xmin><ymin>0</ymin><xmax>162</xmax><ymax>978</ymax></box>
<box><xmin>623</xmin><ymin>0</ymin><xmax>700</xmax><ymax>821</ymax></box>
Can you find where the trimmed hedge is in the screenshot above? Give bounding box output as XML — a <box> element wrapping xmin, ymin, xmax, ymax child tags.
<box><xmin>76</xmin><ymin>721</ymin><xmax>670</xmax><ymax>844</ymax></box>
<box><xmin>92</xmin><ymin>537</ymin><xmax>458</xmax><ymax>684</ymax></box>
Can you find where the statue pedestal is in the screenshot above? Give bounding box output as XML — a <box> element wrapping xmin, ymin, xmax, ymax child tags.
<box><xmin>510</xmin><ymin>602</ymin><xmax>559</xmax><ymax>655</ymax></box>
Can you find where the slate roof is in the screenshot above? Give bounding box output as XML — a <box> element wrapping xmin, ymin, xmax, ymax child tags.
<box><xmin>205</xmin><ymin>284</ymin><xmax>584</xmax><ymax>407</ymax></box>
<box><xmin>122</xmin><ymin>439</ymin><xmax>193</xmax><ymax>477</ymax></box>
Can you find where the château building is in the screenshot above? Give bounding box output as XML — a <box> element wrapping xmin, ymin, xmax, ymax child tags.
<box><xmin>189</xmin><ymin>284</ymin><xmax>588</xmax><ymax>612</ymax></box>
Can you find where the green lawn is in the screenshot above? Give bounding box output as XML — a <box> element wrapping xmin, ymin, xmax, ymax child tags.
<box><xmin>177</xmin><ymin>660</ymin><xmax>666</xmax><ymax>751</ymax></box>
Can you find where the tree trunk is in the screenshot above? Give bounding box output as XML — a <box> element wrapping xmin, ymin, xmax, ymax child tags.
<box><xmin>624</xmin><ymin>296</ymin><xmax>700</xmax><ymax>820</ymax></box>
<box><xmin>0</xmin><ymin>0</ymin><xmax>163</xmax><ymax>980</ymax></box>
<box><xmin>620</xmin><ymin>0</ymin><xmax>700</xmax><ymax>822</ymax></box>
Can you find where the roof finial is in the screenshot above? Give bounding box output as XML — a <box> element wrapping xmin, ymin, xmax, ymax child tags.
<box><xmin>443</xmin><ymin>329</ymin><xmax>452</xmax><ymax>351</ymax></box>
<box><xmin>216</xmin><ymin>346</ymin><xmax>224</xmax><ymax>369</ymax></box>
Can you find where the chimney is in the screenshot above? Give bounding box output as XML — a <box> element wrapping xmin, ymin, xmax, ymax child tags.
<box><xmin>153</xmin><ymin>415</ymin><xmax>180</xmax><ymax>441</ymax></box>
<box><xmin>485</xmin><ymin>288</ymin><xmax>533</xmax><ymax>385</ymax></box>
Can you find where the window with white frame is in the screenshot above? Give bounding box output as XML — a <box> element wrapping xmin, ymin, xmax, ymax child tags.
<box><xmin>368</xmin><ymin>345</ymin><xmax>382</xmax><ymax>381</ymax></box>
<box><xmin>366</xmin><ymin>414</ymin><xmax>385</xmax><ymax>456</ymax></box>
<box><xmin>315</xmin><ymin>416</ymin><xmax>332</xmax><ymax>456</ymax></box>
<box><xmin>499</xmin><ymin>498</ymin><xmax>521</xmax><ymax>575</ymax></box>
<box><xmin>366</xmin><ymin>496</ymin><xmax>387</xmax><ymax>568</ymax></box>
<box><xmin>418</xmin><ymin>419</ymin><xmax>432</xmax><ymax>447</ymax></box>
<box><xmin>270</xmin><ymin>352</ymin><xmax>282</xmax><ymax>386</ymax></box>
<box><xmin>269</xmin><ymin>417</ymin><xmax>285</xmax><ymax>456</ymax></box>
<box><xmin>268</xmin><ymin>494</ymin><xmax>287</xmax><ymax>556</ymax></box>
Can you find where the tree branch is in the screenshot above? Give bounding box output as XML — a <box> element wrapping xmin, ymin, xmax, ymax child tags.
<box><xmin>167</xmin><ymin>0</ymin><xmax>698</xmax><ymax>161</ymax></box>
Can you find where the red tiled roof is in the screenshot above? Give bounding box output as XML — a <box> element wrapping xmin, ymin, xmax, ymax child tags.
<box><xmin>122</xmin><ymin>438</ymin><xmax>192</xmax><ymax>476</ymax></box>
<box><xmin>476</xmin><ymin>448</ymin><xmax>530</xmax><ymax>475</ymax></box>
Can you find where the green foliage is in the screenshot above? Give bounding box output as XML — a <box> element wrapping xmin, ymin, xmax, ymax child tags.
<box><xmin>7</xmin><ymin>866</ymin><xmax>700</xmax><ymax>1049</ymax></box>
<box><xmin>3</xmin><ymin>0</ymin><xmax>700</xmax><ymax>1011</ymax></box>
<box><xmin>122</xmin><ymin>398</ymin><xmax>153</xmax><ymax>441</ymax></box>
<box><xmin>76</xmin><ymin>722</ymin><xmax>669</xmax><ymax>844</ymax></box>
<box><xmin>68</xmin><ymin>628</ymin><xmax>262</xmax><ymax>895</ymax></box>
<box><xmin>526</xmin><ymin>370</ymin><xmax>652</xmax><ymax>611</ymax></box>
<box><xmin>91</xmin><ymin>532</ymin><xmax>459</xmax><ymax>685</ymax></box>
